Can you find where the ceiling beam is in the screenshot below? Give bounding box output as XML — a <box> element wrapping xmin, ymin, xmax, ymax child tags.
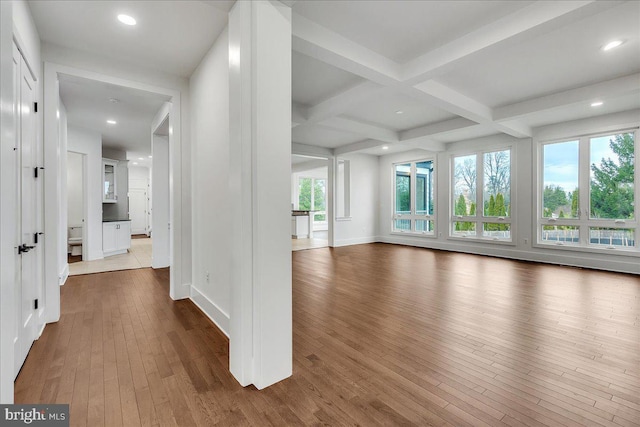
<box><xmin>400</xmin><ymin>117</ymin><xmax>478</xmax><ymax>142</ymax></box>
<box><xmin>292</xmin><ymin>142</ymin><xmax>333</xmax><ymax>158</ymax></box>
<box><xmin>334</xmin><ymin>139</ymin><xmax>385</xmax><ymax>156</ymax></box>
<box><xmin>305</xmin><ymin>81</ymin><xmax>388</xmax><ymax>125</ymax></box>
<box><xmin>402</xmin><ymin>1</ymin><xmax>601</xmax><ymax>85</ymax></box>
<box><xmin>320</xmin><ymin>116</ymin><xmax>398</xmax><ymax>143</ymax></box>
<box><xmin>494</xmin><ymin>73</ymin><xmax>640</xmax><ymax>121</ymax></box>
<box><xmin>292</xmin><ymin>102</ymin><xmax>307</xmax><ymax>127</ymax></box>
<box><xmin>292</xmin><ymin>13</ymin><xmax>401</xmax><ymax>85</ymax></box>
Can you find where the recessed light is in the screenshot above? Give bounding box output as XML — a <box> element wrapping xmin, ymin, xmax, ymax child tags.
<box><xmin>591</xmin><ymin>101</ymin><xmax>603</xmax><ymax>107</ymax></box>
<box><xmin>602</xmin><ymin>40</ymin><xmax>623</xmax><ymax>51</ymax></box>
<box><xmin>106</xmin><ymin>119</ymin><xmax>117</xmax><ymax>125</ymax></box>
<box><xmin>138</xmin><ymin>157</ymin><xmax>144</xmax><ymax>160</ymax></box>
<box><xmin>395</xmin><ymin>110</ymin><xmax>403</xmax><ymax>114</ymax></box>
<box><xmin>108</xmin><ymin>98</ymin><xmax>120</xmax><ymax>103</ymax></box>
<box><xmin>148</xmin><ymin>155</ymin><xmax>152</xmax><ymax>159</ymax></box>
<box><xmin>118</xmin><ymin>14</ymin><xmax>136</xmax><ymax>26</ymax></box>
<box><xmin>382</xmin><ymin>145</ymin><xmax>389</xmax><ymax>150</ymax></box>
<box><xmin>133</xmin><ymin>162</ymin><xmax>138</xmax><ymax>165</ymax></box>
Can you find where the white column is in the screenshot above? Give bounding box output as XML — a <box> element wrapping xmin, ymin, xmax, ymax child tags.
<box><xmin>229</xmin><ymin>0</ymin><xmax>292</xmax><ymax>390</ymax></box>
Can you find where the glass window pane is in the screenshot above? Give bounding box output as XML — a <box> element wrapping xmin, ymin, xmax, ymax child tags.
<box><xmin>394</xmin><ymin>219</ymin><xmax>411</xmax><ymax>231</ymax></box>
<box><xmin>543</xmin><ymin>141</ymin><xmax>579</xmax><ymax>219</ymax></box>
<box><xmin>453</xmin><ymin>155</ymin><xmax>476</xmax><ymax>217</ymax></box>
<box><xmin>452</xmin><ymin>221</ymin><xmax>476</xmax><ymax>237</ymax></box>
<box><xmin>395</xmin><ymin>164</ymin><xmax>411</xmax><ymax>215</ymax></box>
<box><xmin>541</xmin><ymin>225</ymin><xmax>579</xmax><ymax>245</ymax></box>
<box><xmin>416</xmin><ymin>161</ymin><xmax>434</xmax><ymax>215</ymax></box>
<box><xmin>415</xmin><ymin>220</ymin><xmax>433</xmax><ymax>233</ymax></box>
<box><xmin>483</xmin><ymin>150</ymin><xmax>510</xmax><ymax>217</ymax></box>
<box><xmin>482</xmin><ymin>223</ymin><xmax>511</xmax><ymax>239</ymax></box>
<box><xmin>298</xmin><ymin>177</ymin><xmax>312</xmax><ymax>210</ymax></box>
<box><xmin>589</xmin><ymin>227</ymin><xmax>635</xmax><ymax>248</ymax></box>
<box><xmin>590</xmin><ymin>133</ymin><xmax>635</xmax><ymax>220</ymax></box>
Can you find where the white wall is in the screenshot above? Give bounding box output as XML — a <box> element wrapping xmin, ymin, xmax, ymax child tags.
<box><xmin>334</xmin><ymin>153</ymin><xmax>379</xmax><ymax>246</ymax></box>
<box><xmin>66</xmin><ymin>151</ymin><xmax>83</xmax><ymax>226</ymax></box>
<box><xmin>67</xmin><ymin>126</ymin><xmax>103</xmax><ymax>260</ymax></box>
<box><xmin>152</xmin><ymin>134</ymin><xmax>170</xmax><ymax>268</ymax></box>
<box><xmin>377</xmin><ymin>111</ymin><xmax>640</xmax><ymax>274</ymax></box>
<box><xmin>189</xmin><ymin>28</ymin><xmax>231</xmax><ymax>335</ymax></box>
<box><xmin>58</xmin><ymin>101</ymin><xmax>68</xmax><ymax>280</ymax></box>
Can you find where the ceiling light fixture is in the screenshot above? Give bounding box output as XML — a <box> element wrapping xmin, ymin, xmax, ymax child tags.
<box><xmin>602</xmin><ymin>40</ymin><xmax>623</xmax><ymax>51</ymax></box>
<box><xmin>395</xmin><ymin>110</ymin><xmax>403</xmax><ymax>114</ymax></box>
<box><xmin>117</xmin><ymin>14</ymin><xmax>137</xmax><ymax>26</ymax></box>
<box><xmin>591</xmin><ymin>101</ymin><xmax>603</xmax><ymax>107</ymax></box>
<box><xmin>106</xmin><ymin>119</ymin><xmax>117</xmax><ymax>124</ymax></box>
<box><xmin>382</xmin><ymin>145</ymin><xmax>389</xmax><ymax>150</ymax></box>
<box><xmin>138</xmin><ymin>157</ymin><xmax>144</xmax><ymax>160</ymax></box>
<box><xmin>108</xmin><ymin>98</ymin><xmax>120</xmax><ymax>103</ymax></box>
<box><xmin>148</xmin><ymin>155</ymin><xmax>152</xmax><ymax>159</ymax></box>
<box><xmin>133</xmin><ymin>162</ymin><xmax>138</xmax><ymax>165</ymax></box>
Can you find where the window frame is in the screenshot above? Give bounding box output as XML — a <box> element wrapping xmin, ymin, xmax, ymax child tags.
<box><xmin>535</xmin><ymin>128</ymin><xmax>639</xmax><ymax>255</ymax></box>
<box><xmin>391</xmin><ymin>158</ymin><xmax>436</xmax><ymax>236</ymax></box>
<box><xmin>449</xmin><ymin>146</ymin><xmax>515</xmax><ymax>244</ymax></box>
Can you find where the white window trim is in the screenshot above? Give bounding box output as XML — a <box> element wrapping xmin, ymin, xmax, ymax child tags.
<box><xmin>448</xmin><ymin>146</ymin><xmax>516</xmax><ymax>244</ymax></box>
<box><xmin>335</xmin><ymin>158</ymin><xmax>351</xmax><ymax>220</ymax></box>
<box><xmin>391</xmin><ymin>158</ymin><xmax>437</xmax><ymax>237</ymax></box>
<box><xmin>534</xmin><ymin>128</ymin><xmax>639</xmax><ymax>255</ymax></box>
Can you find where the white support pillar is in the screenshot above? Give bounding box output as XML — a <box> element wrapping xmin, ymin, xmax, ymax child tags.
<box><xmin>228</xmin><ymin>0</ymin><xmax>292</xmax><ymax>390</ymax></box>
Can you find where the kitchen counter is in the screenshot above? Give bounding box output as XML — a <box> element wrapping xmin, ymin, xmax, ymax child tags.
<box><xmin>102</xmin><ymin>218</ymin><xmax>131</xmax><ymax>222</ymax></box>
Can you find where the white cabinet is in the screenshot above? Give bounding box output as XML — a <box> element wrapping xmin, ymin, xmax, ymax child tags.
<box><xmin>102</xmin><ymin>221</ymin><xmax>131</xmax><ymax>256</ymax></box>
<box><xmin>102</xmin><ymin>159</ymin><xmax>118</xmax><ymax>203</ymax></box>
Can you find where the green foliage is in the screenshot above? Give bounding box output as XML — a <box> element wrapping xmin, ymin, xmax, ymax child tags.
<box><xmin>455</xmin><ymin>195</ymin><xmax>468</xmax><ymax>231</ymax></box>
<box><xmin>299</xmin><ymin>178</ymin><xmax>312</xmax><ymax>210</ymax></box>
<box><xmin>571</xmin><ymin>188</ymin><xmax>579</xmax><ymax>218</ymax></box>
<box><xmin>469</xmin><ymin>202</ymin><xmax>476</xmax><ymax>216</ymax></box>
<box><xmin>543</xmin><ymin>185</ymin><xmax>568</xmax><ymax>214</ymax></box>
<box><xmin>395</xmin><ymin>175</ymin><xmax>410</xmax><ymax>212</ymax></box>
<box><xmin>590</xmin><ymin>133</ymin><xmax>635</xmax><ymax>219</ymax></box>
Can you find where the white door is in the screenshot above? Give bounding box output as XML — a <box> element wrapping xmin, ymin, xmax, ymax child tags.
<box><xmin>13</xmin><ymin>44</ymin><xmax>38</xmax><ymax>378</ymax></box>
<box><xmin>129</xmin><ymin>189</ymin><xmax>147</xmax><ymax>234</ymax></box>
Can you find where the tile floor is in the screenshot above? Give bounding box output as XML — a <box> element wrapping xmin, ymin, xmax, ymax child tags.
<box><xmin>69</xmin><ymin>237</ymin><xmax>152</xmax><ymax>275</ymax></box>
<box><xmin>291</xmin><ymin>230</ymin><xmax>328</xmax><ymax>251</ymax></box>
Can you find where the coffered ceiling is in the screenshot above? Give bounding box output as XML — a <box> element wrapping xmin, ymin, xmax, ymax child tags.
<box><xmin>28</xmin><ymin>1</ymin><xmax>640</xmax><ymax>159</ymax></box>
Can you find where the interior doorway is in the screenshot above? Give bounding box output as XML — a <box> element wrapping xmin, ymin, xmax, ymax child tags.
<box><xmin>291</xmin><ymin>154</ymin><xmax>330</xmax><ymax>251</ymax></box>
<box><xmin>66</xmin><ymin>151</ymin><xmax>86</xmax><ymax>263</ymax></box>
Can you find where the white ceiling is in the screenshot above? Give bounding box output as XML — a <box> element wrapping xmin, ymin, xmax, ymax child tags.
<box><xmin>29</xmin><ymin>1</ymin><xmax>640</xmax><ymax>159</ymax></box>
<box><xmin>59</xmin><ymin>74</ymin><xmax>170</xmax><ymax>158</ymax></box>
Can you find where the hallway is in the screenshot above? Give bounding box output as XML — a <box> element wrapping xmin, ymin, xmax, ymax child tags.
<box><xmin>15</xmin><ymin>244</ymin><xmax>640</xmax><ymax>426</ymax></box>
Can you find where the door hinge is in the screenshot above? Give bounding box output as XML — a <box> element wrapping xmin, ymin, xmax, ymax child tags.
<box><xmin>33</xmin><ymin>102</ymin><xmax>37</xmax><ymax>113</ymax></box>
<box><xmin>34</xmin><ymin>166</ymin><xmax>44</xmax><ymax>178</ymax></box>
<box><xmin>34</xmin><ymin>299</ymin><xmax>38</xmax><ymax>310</ymax></box>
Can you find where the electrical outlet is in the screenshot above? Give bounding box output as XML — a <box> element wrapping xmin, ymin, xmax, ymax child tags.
<box><xmin>206</xmin><ymin>271</ymin><xmax>210</xmax><ymax>282</ymax></box>
<box><xmin>439</xmin><ymin>232</ymin><xmax>442</xmax><ymax>237</ymax></box>
<box><xmin>524</xmin><ymin>238</ymin><xmax>528</xmax><ymax>245</ymax></box>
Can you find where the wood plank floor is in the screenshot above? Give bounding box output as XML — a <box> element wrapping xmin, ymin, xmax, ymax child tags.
<box><xmin>15</xmin><ymin>243</ymin><xmax>640</xmax><ymax>426</ymax></box>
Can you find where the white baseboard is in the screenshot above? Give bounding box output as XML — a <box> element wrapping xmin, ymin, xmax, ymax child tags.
<box><xmin>190</xmin><ymin>285</ymin><xmax>230</xmax><ymax>337</ymax></box>
<box><xmin>378</xmin><ymin>235</ymin><xmax>640</xmax><ymax>275</ymax></box>
<box><xmin>59</xmin><ymin>264</ymin><xmax>69</xmax><ymax>286</ymax></box>
<box><xmin>333</xmin><ymin>236</ymin><xmax>377</xmax><ymax>247</ymax></box>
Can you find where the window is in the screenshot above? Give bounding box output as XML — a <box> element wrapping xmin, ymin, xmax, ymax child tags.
<box><xmin>539</xmin><ymin>130</ymin><xmax>638</xmax><ymax>251</ymax></box>
<box><xmin>451</xmin><ymin>149</ymin><xmax>512</xmax><ymax>241</ymax></box>
<box><xmin>298</xmin><ymin>177</ymin><xmax>326</xmax><ymax>225</ymax></box>
<box><xmin>393</xmin><ymin>160</ymin><xmax>435</xmax><ymax>234</ymax></box>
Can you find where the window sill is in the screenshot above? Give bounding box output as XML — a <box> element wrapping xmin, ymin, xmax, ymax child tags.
<box><xmin>447</xmin><ymin>235</ymin><xmax>515</xmax><ymax>246</ymax></box>
<box><xmin>534</xmin><ymin>242</ymin><xmax>640</xmax><ymax>257</ymax></box>
<box><xmin>390</xmin><ymin>231</ymin><xmax>436</xmax><ymax>238</ymax></box>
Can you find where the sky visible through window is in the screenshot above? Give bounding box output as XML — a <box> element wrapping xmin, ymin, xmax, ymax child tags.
<box><xmin>544</xmin><ymin>138</ymin><xmax>618</xmax><ymax>191</ymax></box>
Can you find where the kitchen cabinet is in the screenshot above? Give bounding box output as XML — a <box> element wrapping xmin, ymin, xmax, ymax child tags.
<box><xmin>103</xmin><ymin>221</ymin><xmax>131</xmax><ymax>256</ymax></box>
<box><xmin>102</xmin><ymin>159</ymin><xmax>118</xmax><ymax>203</ymax></box>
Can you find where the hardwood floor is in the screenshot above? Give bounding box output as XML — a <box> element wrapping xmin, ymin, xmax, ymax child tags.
<box><xmin>15</xmin><ymin>243</ymin><xmax>640</xmax><ymax>426</ymax></box>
